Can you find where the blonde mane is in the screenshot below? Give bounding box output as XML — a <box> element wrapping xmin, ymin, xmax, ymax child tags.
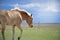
<box><xmin>11</xmin><ymin>7</ymin><xmax>31</xmax><ymax>16</ymax></box>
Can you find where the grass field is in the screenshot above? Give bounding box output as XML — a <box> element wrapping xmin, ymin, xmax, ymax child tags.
<box><xmin>0</xmin><ymin>28</ymin><xmax>60</xmax><ymax>40</ymax></box>
<box><xmin>0</xmin><ymin>24</ymin><xmax>60</xmax><ymax>40</ymax></box>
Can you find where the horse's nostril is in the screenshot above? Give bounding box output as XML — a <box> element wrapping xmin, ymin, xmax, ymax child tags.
<box><xmin>31</xmin><ymin>25</ymin><xmax>33</xmax><ymax>28</ymax></box>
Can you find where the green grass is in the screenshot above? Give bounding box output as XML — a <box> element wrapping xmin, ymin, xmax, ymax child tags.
<box><xmin>0</xmin><ymin>28</ymin><xmax>60</xmax><ymax>40</ymax></box>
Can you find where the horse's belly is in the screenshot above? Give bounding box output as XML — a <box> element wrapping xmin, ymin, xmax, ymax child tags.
<box><xmin>7</xmin><ymin>19</ymin><xmax>17</xmax><ymax>25</ymax></box>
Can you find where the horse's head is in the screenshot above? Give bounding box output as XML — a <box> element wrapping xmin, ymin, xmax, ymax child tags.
<box><xmin>26</xmin><ymin>14</ymin><xmax>33</xmax><ymax>28</ymax></box>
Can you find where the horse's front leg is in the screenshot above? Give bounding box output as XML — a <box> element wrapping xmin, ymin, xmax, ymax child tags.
<box><xmin>17</xmin><ymin>24</ymin><xmax>23</xmax><ymax>40</ymax></box>
<box><xmin>1</xmin><ymin>24</ymin><xmax>6</xmax><ymax>40</ymax></box>
<box><xmin>12</xmin><ymin>25</ymin><xmax>15</xmax><ymax>40</ymax></box>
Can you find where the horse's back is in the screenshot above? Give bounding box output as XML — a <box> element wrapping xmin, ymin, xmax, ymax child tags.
<box><xmin>0</xmin><ymin>10</ymin><xmax>22</xmax><ymax>25</ymax></box>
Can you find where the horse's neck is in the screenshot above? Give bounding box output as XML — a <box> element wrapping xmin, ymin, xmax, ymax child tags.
<box><xmin>13</xmin><ymin>10</ymin><xmax>29</xmax><ymax>20</ymax></box>
<box><xmin>21</xmin><ymin>13</ymin><xmax>28</xmax><ymax>20</ymax></box>
<box><xmin>19</xmin><ymin>11</ymin><xmax>28</xmax><ymax>20</ymax></box>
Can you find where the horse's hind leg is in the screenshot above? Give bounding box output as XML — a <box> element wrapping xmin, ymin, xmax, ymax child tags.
<box><xmin>1</xmin><ymin>24</ymin><xmax>6</xmax><ymax>40</ymax></box>
<box><xmin>12</xmin><ymin>25</ymin><xmax>15</xmax><ymax>40</ymax></box>
<box><xmin>17</xmin><ymin>24</ymin><xmax>23</xmax><ymax>40</ymax></box>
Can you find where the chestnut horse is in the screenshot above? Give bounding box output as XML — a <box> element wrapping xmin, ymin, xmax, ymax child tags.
<box><xmin>0</xmin><ymin>9</ymin><xmax>33</xmax><ymax>40</ymax></box>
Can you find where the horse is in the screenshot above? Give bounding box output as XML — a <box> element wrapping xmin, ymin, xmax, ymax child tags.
<box><xmin>0</xmin><ymin>9</ymin><xmax>33</xmax><ymax>40</ymax></box>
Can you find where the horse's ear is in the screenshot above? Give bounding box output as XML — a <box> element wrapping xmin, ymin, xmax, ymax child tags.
<box><xmin>31</xmin><ymin>14</ymin><xmax>32</xmax><ymax>16</ymax></box>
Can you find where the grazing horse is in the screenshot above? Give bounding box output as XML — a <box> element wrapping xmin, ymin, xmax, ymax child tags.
<box><xmin>0</xmin><ymin>9</ymin><xmax>33</xmax><ymax>40</ymax></box>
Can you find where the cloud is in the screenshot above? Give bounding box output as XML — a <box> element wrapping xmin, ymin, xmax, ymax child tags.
<box><xmin>10</xmin><ymin>3</ymin><xmax>41</xmax><ymax>9</ymax></box>
<box><xmin>9</xmin><ymin>3</ymin><xmax>59</xmax><ymax>18</ymax></box>
<box><xmin>44</xmin><ymin>6</ymin><xmax>59</xmax><ymax>12</ymax></box>
<box><xmin>1</xmin><ymin>3</ymin><xmax>59</xmax><ymax>13</ymax></box>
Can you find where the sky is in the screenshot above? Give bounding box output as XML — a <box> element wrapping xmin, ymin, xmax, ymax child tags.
<box><xmin>0</xmin><ymin>0</ymin><xmax>60</xmax><ymax>23</ymax></box>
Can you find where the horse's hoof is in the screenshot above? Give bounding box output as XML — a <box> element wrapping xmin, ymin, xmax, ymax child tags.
<box><xmin>18</xmin><ymin>37</ymin><xmax>20</xmax><ymax>40</ymax></box>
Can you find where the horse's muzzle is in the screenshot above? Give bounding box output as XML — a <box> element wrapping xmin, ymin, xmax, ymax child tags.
<box><xmin>30</xmin><ymin>24</ymin><xmax>33</xmax><ymax>28</ymax></box>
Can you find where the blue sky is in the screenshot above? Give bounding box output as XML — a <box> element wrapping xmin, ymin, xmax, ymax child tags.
<box><xmin>0</xmin><ymin>0</ymin><xmax>60</xmax><ymax>23</ymax></box>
